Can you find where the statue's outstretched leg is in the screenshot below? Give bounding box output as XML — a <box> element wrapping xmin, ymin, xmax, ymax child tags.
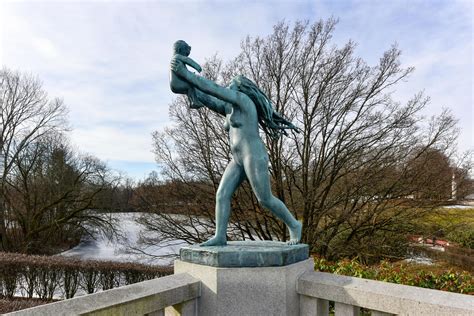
<box><xmin>243</xmin><ymin>156</ymin><xmax>302</xmax><ymax>245</ymax></box>
<box><xmin>200</xmin><ymin>160</ymin><xmax>245</xmax><ymax>246</ymax></box>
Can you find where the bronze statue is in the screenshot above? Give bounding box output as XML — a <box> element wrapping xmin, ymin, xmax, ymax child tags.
<box><xmin>170</xmin><ymin>41</ymin><xmax>302</xmax><ymax>246</ymax></box>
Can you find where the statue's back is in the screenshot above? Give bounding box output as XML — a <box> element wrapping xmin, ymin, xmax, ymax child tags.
<box><xmin>169</xmin><ymin>66</ymin><xmax>190</xmax><ymax>94</ymax></box>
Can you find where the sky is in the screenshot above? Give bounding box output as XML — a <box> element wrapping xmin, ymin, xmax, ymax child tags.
<box><xmin>1</xmin><ymin>0</ymin><xmax>473</xmax><ymax>181</ymax></box>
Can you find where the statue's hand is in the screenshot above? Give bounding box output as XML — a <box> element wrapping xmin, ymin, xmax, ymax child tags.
<box><xmin>170</xmin><ymin>57</ymin><xmax>185</xmax><ymax>75</ymax></box>
<box><xmin>195</xmin><ymin>64</ymin><xmax>202</xmax><ymax>73</ymax></box>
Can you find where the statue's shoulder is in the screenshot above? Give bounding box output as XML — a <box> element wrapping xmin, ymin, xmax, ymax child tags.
<box><xmin>235</xmin><ymin>92</ymin><xmax>255</xmax><ymax>111</ymax></box>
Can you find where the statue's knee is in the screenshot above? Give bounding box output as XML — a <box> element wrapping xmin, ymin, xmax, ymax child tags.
<box><xmin>257</xmin><ymin>196</ymin><xmax>272</xmax><ymax>209</ymax></box>
<box><xmin>216</xmin><ymin>190</ymin><xmax>230</xmax><ymax>204</ymax></box>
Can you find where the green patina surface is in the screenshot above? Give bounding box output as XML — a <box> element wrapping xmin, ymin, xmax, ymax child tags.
<box><xmin>170</xmin><ymin>44</ymin><xmax>302</xmax><ymax>246</ymax></box>
<box><xmin>180</xmin><ymin>241</ymin><xmax>309</xmax><ymax>267</ymax></box>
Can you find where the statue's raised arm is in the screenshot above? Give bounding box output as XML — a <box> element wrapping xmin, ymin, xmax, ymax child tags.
<box><xmin>171</xmin><ymin>56</ymin><xmax>246</xmax><ymax>108</ymax></box>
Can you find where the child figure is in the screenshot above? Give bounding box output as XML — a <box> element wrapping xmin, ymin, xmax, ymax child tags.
<box><xmin>169</xmin><ymin>40</ymin><xmax>204</xmax><ymax>109</ymax></box>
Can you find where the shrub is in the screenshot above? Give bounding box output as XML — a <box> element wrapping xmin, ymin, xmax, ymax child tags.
<box><xmin>447</xmin><ymin>229</ymin><xmax>474</xmax><ymax>249</ymax></box>
<box><xmin>0</xmin><ymin>298</ymin><xmax>53</xmax><ymax>314</ymax></box>
<box><xmin>0</xmin><ymin>252</ymin><xmax>173</xmax><ymax>300</ymax></box>
<box><xmin>313</xmin><ymin>256</ymin><xmax>474</xmax><ymax>295</ymax></box>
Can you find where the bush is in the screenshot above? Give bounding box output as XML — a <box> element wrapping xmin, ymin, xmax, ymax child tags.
<box><xmin>0</xmin><ymin>298</ymin><xmax>53</xmax><ymax>314</ymax></box>
<box><xmin>414</xmin><ymin>207</ymin><xmax>474</xmax><ymax>250</ymax></box>
<box><xmin>313</xmin><ymin>256</ymin><xmax>474</xmax><ymax>295</ymax></box>
<box><xmin>0</xmin><ymin>252</ymin><xmax>173</xmax><ymax>300</ymax></box>
<box><xmin>410</xmin><ymin>245</ymin><xmax>474</xmax><ymax>273</ymax></box>
<box><xmin>447</xmin><ymin>229</ymin><xmax>474</xmax><ymax>249</ymax></box>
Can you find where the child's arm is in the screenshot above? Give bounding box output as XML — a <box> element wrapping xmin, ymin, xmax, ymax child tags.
<box><xmin>175</xmin><ymin>54</ymin><xmax>202</xmax><ymax>73</ymax></box>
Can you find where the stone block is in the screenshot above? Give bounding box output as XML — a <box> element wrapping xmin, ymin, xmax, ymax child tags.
<box><xmin>174</xmin><ymin>258</ymin><xmax>313</xmax><ymax>316</ymax></box>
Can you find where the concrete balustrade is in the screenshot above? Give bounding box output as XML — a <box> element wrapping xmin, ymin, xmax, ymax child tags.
<box><xmin>297</xmin><ymin>271</ymin><xmax>474</xmax><ymax>316</ymax></box>
<box><xmin>5</xmin><ymin>273</ymin><xmax>200</xmax><ymax>316</ymax></box>
<box><xmin>4</xmin><ymin>264</ymin><xmax>474</xmax><ymax>315</ymax></box>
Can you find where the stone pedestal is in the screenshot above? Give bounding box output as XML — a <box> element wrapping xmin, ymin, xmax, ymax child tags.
<box><xmin>174</xmin><ymin>241</ymin><xmax>312</xmax><ymax>316</ymax></box>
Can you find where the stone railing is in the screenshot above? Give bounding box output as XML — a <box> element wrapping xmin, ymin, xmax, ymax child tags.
<box><xmin>6</xmin><ymin>273</ymin><xmax>200</xmax><ymax>316</ymax></box>
<box><xmin>4</xmin><ymin>266</ymin><xmax>474</xmax><ymax>315</ymax></box>
<box><xmin>297</xmin><ymin>271</ymin><xmax>474</xmax><ymax>316</ymax></box>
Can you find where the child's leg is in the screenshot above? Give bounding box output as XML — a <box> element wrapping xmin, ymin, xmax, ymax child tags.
<box><xmin>187</xmin><ymin>87</ymin><xmax>205</xmax><ymax>109</ymax></box>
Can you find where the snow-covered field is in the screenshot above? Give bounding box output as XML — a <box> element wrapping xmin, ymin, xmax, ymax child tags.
<box><xmin>60</xmin><ymin>212</ymin><xmax>186</xmax><ymax>265</ymax></box>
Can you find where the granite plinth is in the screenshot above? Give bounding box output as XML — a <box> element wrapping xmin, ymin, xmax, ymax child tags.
<box><xmin>175</xmin><ymin>258</ymin><xmax>314</xmax><ymax>316</ymax></box>
<box><xmin>179</xmin><ymin>240</ymin><xmax>309</xmax><ymax>267</ymax></box>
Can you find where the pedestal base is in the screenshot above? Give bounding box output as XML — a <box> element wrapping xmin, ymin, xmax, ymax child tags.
<box><xmin>174</xmin><ymin>258</ymin><xmax>314</xmax><ymax>316</ymax></box>
<box><xmin>180</xmin><ymin>241</ymin><xmax>309</xmax><ymax>267</ymax></box>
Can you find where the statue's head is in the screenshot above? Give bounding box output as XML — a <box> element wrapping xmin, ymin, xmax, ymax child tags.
<box><xmin>228</xmin><ymin>75</ymin><xmax>255</xmax><ymax>92</ymax></box>
<box><xmin>229</xmin><ymin>75</ymin><xmax>296</xmax><ymax>138</ymax></box>
<box><xmin>229</xmin><ymin>74</ymin><xmax>271</xmax><ymax>114</ymax></box>
<box><xmin>173</xmin><ymin>40</ymin><xmax>191</xmax><ymax>56</ymax></box>
<box><xmin>228</xmin><ymin>77</ymin><xmax>240</xmax><ymax>91</ymax></box>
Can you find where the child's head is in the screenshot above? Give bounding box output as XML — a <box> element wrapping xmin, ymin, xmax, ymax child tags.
<box><xmin>173</xmin><ymin>40</ymin><xmax>191</xmax><ymax>56</ymax></box>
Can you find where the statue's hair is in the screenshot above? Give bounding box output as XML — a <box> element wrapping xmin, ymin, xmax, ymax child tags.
<box><xmin>173</xmin><ymin>40</ymin><xmax>190</xmax><ymax>55</ymax></box>
<box><xmin>233</xmin><ymin>75</ymin><xmax>299</xmax><ymax>138</ymax></box>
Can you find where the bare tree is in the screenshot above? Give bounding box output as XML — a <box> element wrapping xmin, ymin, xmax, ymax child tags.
<box><xmin>0</xmin><ymin>68</ymin><xmax>67</xmax><ymax>251</ymax></box>
<box><xmin>142</xmin><ymin>20</ymin><xmax>465</xmax><ymax>262</ymax></box>
<box><xmin>6</xmin><ymin>133</ymin><xmax>121</xmax><ymax>253</ymax></box>
<box><xmin>0</xmin><ymin>68</ymin><xmax>120</xmax><ymax>253</ymax></box>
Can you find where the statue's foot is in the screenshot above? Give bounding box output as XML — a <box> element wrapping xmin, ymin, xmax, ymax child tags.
<box><xmin>287</xmin><ymin>221</ymin><xmax>302</xmax><ymax>245</ymax></box>
<box><xmin>200</xmin><ymin>236</ymin><xmax>227</xmax><ymax>247</ymax></box>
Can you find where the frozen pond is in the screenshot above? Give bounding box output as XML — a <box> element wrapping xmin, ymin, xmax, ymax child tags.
<box><xmin>60</xmin><ymin>212</ymin><xmax>187</xmax><ymax>265</ymax></box>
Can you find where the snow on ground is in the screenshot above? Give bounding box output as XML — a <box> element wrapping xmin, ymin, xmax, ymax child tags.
<box><xmin>442</xmin><ymin>205</ymin><xmax>474</xmax><ymax>209</ymax></box>
<box><xmin>60</xmin><ymin>212</ymin><xmax>186</xmax><ymax>266</ymax></box>
<box><xmin>404</xmin><ymin>255</ymin><xmax>433</xmax><ymax>265</ymax></box>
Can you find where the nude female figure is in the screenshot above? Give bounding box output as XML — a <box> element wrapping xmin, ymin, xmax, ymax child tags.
<box><xmin>171</xmin><ymin>57</ymin><xmax>302</xmax><ymax>246</ymax></box>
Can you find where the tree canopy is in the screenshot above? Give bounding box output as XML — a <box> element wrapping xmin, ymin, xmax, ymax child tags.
<box><xmin>139</xmin><ymin>20</ymin><xmax>471</xmax><ymax>262</ymax></box>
